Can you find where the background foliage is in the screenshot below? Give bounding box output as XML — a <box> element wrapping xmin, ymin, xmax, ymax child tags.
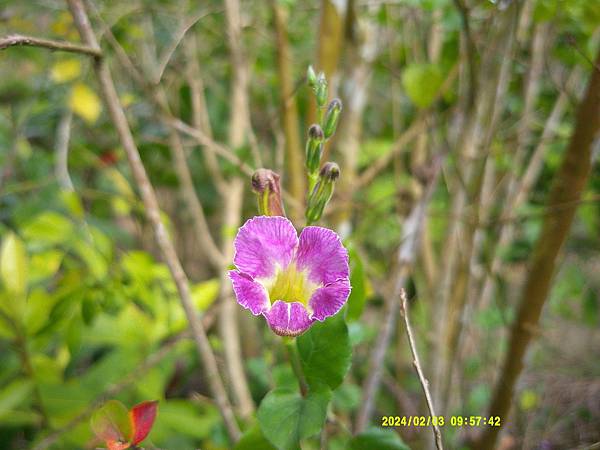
<box><xmin>0</xmin><ymin>0</ymin><xmax>599</xmax><ymax>449</ymax></box>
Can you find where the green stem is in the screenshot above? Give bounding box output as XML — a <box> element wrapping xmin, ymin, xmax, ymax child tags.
<box><xmin>14</xmin><ymin>326</ymin><xmax>49</xmax><ymax>428</ymax></box>
<box><xmin>317</xmin><ymin>106</ymin><xmax>324</xmax><ymax>126</ymax></box>
<box><xmin>283</xmin><ymin>338</ymin><xmax>308</xmax><ymax>397</ymax></box>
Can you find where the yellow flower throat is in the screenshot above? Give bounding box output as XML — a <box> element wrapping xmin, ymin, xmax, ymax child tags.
<box><xmin>265</xmin><ymin>263</ymin><xmax>318</xmax><ymax>307</ymax></box>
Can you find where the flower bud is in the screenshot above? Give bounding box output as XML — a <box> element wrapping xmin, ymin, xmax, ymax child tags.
<box><xmin>307</xmin><ymin>65</ymin><xmax>317</xmax><ymax>88</ymax></box>
<box><xmin>305</xmin><ymin>162</ymin><xmax>340</xmax><ymax>224</ymax></box>
<box><xmin>315</xmin><ymin>72</ymin><xmax>328</xmax><ymax>108</ymax></box>
<box><xmin>252</xmin><ymin>169</ymin><xmax>285</xmax><ymax>217</ymax></box>
<box><xmin>305</xmin><ymin>124</ymin><xmax>324</xmax><ymax>175</ymax></box>
<box><xmin>323</xmin><ymin>98</ymin><xmax>342</xmax><ymax>139</ymax></box>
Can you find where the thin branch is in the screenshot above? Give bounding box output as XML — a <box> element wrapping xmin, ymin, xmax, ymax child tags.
<box><xmin>154</xmin><ymin>9</ymin><xmax>219</xmax><ymax>85</ymax></box>
<box><xmin>474</xmin><ymin>44</ymin><xmax>600</xmax><ymax>450</ymax></box>
<box><xmin>355</xmin><ymin>116</ymin><xmax>425</xmax><ymax>188</ymax></box>
<box><xmin>452</xmin><ymin>0</ymin><xmax>477</xmax><ymax>110</ymax></box>
<box><xmin>65</xmin><ymin>0</ymin><xmax>240</xmax><ymax>441</ymax></box>
<box><xmin>355</xmin><ymin>63</ymin><xmax>458</xmax><ymax>189</ymax></box>
<box><xmin>356</xmin><ymin>153</ymin><xmax>444</xmax><ymax>431</ymax></box>
<box><xmin>0</xmin><ymin>33</ymin><xmax>102</xmax><ymax>57</ymax></box>
<box><xmin>183</xmin><ymin>34</ymin><xmax>227</xmax><ymax>194</ymax></box>
<box><xmin>169</xmin><ymin>117</ymin><xmax>255</xmax><ymax>177</ymax></box>
<box><xmin>399</xmin><ymin>289</ymin><xmax>444</xmax><ymax>449</ymax></box>
<box><xmin>55</xmin><ymin>110</ymin><xmax>74</xmax><ymax>191</ymax></box>
<box><xmin>218</xmin><ymin>179</ymin><xmax>256</xmax><ymax>419</ymax></box>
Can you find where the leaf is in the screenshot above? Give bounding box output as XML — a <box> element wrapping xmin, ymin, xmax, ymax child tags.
<box><xmin>1</xmin><ymin>232</ymin><xmax>28</xmax><ymax>295</ymax></box>
<box><xmin>29</xmin><ymin>249</ymin><xmax>63</xmax><ymax>283</ymax></box>
<box><xmin>332</xmin><ymin>383</ymin><xmax>361</xmax><ymax>412</ymax></box>
<box><xmin>0</xmin><ymin>379</ymin><xmax>33</xmax><ymax>418</ymax></box>
<box><xmin>257</xmin><ymin>388</ymin><xmax>331</xmax><ymax>450</ymax></box>
<box><xmin>91</xmin><ymin>400</ymin><xmax>132</xmax><ymax>447</ymax></box>
<box><xmin>348</xmin><ymin>428</ymin><xmax>410</xmax><ymax>450</ymax></box>
<box><xmin>130</xmin><ymin>400</ymin><xmax>158</xmax><ymax>445</ymax></box>
<box><xmin>401</xmin><ymin>63</ymin><xmax>443</xmax><ymax>109</ymax></box>
<box><xmin>22</xmin><ymin>211</ymin><xmax>73</xmax><ymax>245</ymax></box>
<box><xmin>153</xmin><ymin>399</ymin><xmax>219</xmax><ymax>440</ymax></box>
<box><xmin>191</xmin><ymin>279</ymin><xmax>220</xmax><ymax>311</ymax></box>
<box><xmin>346</xmin><ymin>247</ymin><xmax>366</xmax><ymax>321</ymax></box>
<box><xmin>234</xmin><ymin>424</ymin><xmax>277</xmax><ymax>450</ymax></box>
<box><xmin>25</xmin><ymin>288</ymin><xmax>61</xmax><ymax>335</ymax></box>
<box><xmin>297</xmin><ymin>314</ymin><xmax>351</xmax><ymax>390</ymax></box>
<box><xmin>69</xmin><ymin>82</ymin><xmax>102</xmax><ymax>124</ymax></box>
<box><xmin>51</xmin><ymin>58</ymin><xmax>81</xmax><ymax>83</ymax></box>
<box><xmin>519</xmin><ymin>389</ymin><xmax>538</xmax><ymax>411</ymax></box>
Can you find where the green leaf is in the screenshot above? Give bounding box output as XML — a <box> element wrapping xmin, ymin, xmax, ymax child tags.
<box><xmin>25</xmin><ymin>288</ymin><xmax>61</xmax><ymax>335</ymax></box>
<box><xmin>152</xmin><ymin>399</ymin><xmax>219</xmax><ymax>440</ymax></box>
<box><xmin>191</xmin><ymin>279</ymin><xmax>220</xmax><ymax>311</ymax></box>
<box><xmin>346</xmin><ymin>247</ymin><xmax>366</xmax><ymax>321</ymax></box>
<box><xmin>1</xmin><ymin>232</ymin><xmax>28</xmax><ymax>295</ymax></box>
<box><xmin>22</xmin><ymin>212</ymin><xmax>73</xmax><ymax>246</ymax></box>
<box><xmin>257</xmin><ymin>388</ymin><xmax>331</xmax><ymax>450</ymax></box>
<box><xmin>297</xmin><ymin>314</ymin><xmax>351</xmax><ymax>390</ymax></box>
<box><xmin>332</xmin><ymin>383</ymin><xmax>361</xmax><ymax>412</ymax></box>
<box><xmin>235</xmin><ymin>424</ymin><xmax>277</xmax><ymax>450</ymax></box>
<box><xmin>90</xmin><ymin>400</ymin><xmax>132</xmax><ymax>444</ymax></box>
<box><xmin>29</xmin><ymin>249</ymin><xmax>63</xmax><ymax>283</ymax></box>
<box><xmin>348</xmin><ymin>428</ymin><xmax>410</xmax><ymax>450</ymax></box>
<box><xmin>401</xmin><ymin>63</ymin><xmax>443</xmax><ymax>109</ymax></box>
<box><xmin>0</xmin><ymin>379</ymin><xmax>34</xmax><ymax>418</ymax></box>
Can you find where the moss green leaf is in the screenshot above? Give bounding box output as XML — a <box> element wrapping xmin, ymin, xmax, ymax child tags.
<box><xmin>297</xmin><ymin>314</ymin><xmax>351</xmax><ymax>390</ymax></box>
<box><xmin>257</xmin><ymin>388</ymin><xmax>331</xmax><ymax>450</ymax></box>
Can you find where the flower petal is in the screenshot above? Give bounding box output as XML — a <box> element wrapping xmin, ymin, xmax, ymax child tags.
<box><xmin>229</xmin><ymin>271</ymin><xmax>270</xmax><ymax>315</ymax></box>
<box><xmin>263</xmin><ymin>300</ymin><xmax>315</xmax><ymax>337</ymax></box>
<box><xmin>233</xmin><ymin>216</ymin><xmax>298</xmax><ymax>279</ymax></box>
<box><xmin>309</xmin><ymin>278</ymin><xmax>351</xmax><ymax>321</ymax></box>
<box><xmin>296</xmin><ymin>226</ymin><xmax>349</xmax><ymax>285</ymax></box>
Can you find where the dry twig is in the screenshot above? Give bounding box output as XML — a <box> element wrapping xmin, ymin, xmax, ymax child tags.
<box><xmin>399</xmin><ymin>289</ymin><xmax>444</xmax><ymax>449</ymax></box>
<box><xmin>0</xmin><ymin>33</ymin><xmax>101</xmax><ymax>57</ymax></box>
<box><xmin>65</xmin><ymin>0</ymin><xmax>240</xmax><ymax>440</ymax></box>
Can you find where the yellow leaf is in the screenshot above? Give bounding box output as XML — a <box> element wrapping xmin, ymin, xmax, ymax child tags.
<box><xmin>51</xmin><ymin>12</ymin><xmax>73</xmax><ymax>37</ymax></box>
<box><xmin>519</xmin><ymin>389</ymin><xmax>538</xmax><ymax>411</ymax></box>
<box><xmin>69</xmin><ymin>83</ymin><xmax>101</xmax><ymax>124</ymax></box>
<box><xmin>51</xmin><ymin>59</ymin><xmax>81</xmax><ymax>83</ymax></box>
<box><xmin>192</xmin><ymin>279</ymin><xmax>220</xmax><ymax>311</ymax></box>
<box><xmin>0</xmin><ymin>233</ymin><xmax>28</xmax><ymax>295</ymax></box>
<box><xmin>119</xmin><ymin>92</ymin><xmax>136</xmax><ymax>108</ymax></box>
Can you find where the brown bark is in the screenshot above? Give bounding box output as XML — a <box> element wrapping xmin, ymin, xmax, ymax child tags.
<box><xmin>224</xmin><ymin>0</ymin><xmax>251</xmax><ymax>151</ymax></box>
<box><xmin>308</xmin><ymin>0</ymin><xmax>345</xmax><ymax>127</ymax></box>
<box><xmin>272</xmin><ymin>1</ymin><xmax>305</xmax><ymax>219</ymax></box>
<box><xmin>475</xmin><ymin>49</ymin><xmax>600</xmax><ymax>450</ymax></box>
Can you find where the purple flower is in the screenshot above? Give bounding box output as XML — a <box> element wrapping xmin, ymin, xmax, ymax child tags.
<box><xmin>229</xmin><ymin>216</ymin><xmax>351</xmax><ymax>337</ymax></box>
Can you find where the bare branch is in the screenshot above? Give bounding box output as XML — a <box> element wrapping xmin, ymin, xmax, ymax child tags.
<box><xmin>154</xmin><ymin>9</ymin><xmax>218</xmax><ymax>85</ymax></box>
<box><xmin>356</xmin><ymin>153</ymin><xmax>444</xmax><ymax>431</ymax></box>
<box><xmin>54</xmin><ymin>110</ymin><xmax>74</xmax><ymax>191</ymax></box>
<box><xmin>399</xmin><ymin>289</ymin><xmax>444</xmax><ymax>450</ymax></box>
<box><xmin>65</xmin><ymin>0</ymin><xmax>240</xmax><ymax>441</ymax></box>
<box><xmin>475</xmin><ymin>47</ymin><xmax>600</xmax><ymax>450</ymax></box>
<box><xmin>0</xmin><ymin>33</ymin><xmax>102</xmax><ymax>57</ymax></box>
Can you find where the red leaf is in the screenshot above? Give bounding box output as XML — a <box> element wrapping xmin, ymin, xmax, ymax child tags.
<box><xmin>129</xmin><ymin>400</ymin><xmax>158</xmax><ymax>445</ymax></box>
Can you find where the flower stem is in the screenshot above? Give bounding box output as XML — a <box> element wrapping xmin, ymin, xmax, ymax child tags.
<box><xmin>283</xmin><ymin>338</ymin><xmax>308</xmax><ymax>397</ymax></box>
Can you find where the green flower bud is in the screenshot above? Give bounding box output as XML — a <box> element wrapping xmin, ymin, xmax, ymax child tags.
<box><xmin>306</xmin><ymin>162</ymin><xmax>340</xmax><ymax>224</ymax></box>
<box><xmin>307</xmin><ymin>65</ymin><xmax>317</xmax><ymax>88</ymax></box>
<box><xmin>323</xmin><ymin>98</ymin><xmax>342</xmax><ymax>139</ymax></box>
<box><xmin>305</xmin><ymin>124</ymin><xmax>324</xmax><ymax>175</ymax></box>
<box><xmin>252</xmin><ymin>169</ymin><xmax>285</xmax><ymax>217</ymax></box>
<box><xmin>315</xmin><ymin>72</ymin><xmax>328</xmax><ymax>108</ymax></box>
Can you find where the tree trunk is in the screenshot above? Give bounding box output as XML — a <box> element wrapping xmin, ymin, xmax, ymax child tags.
<box><xmin>474</xmin><ymin>48</ymin><xmax>600</xmax><ymax>450</ymax></box>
